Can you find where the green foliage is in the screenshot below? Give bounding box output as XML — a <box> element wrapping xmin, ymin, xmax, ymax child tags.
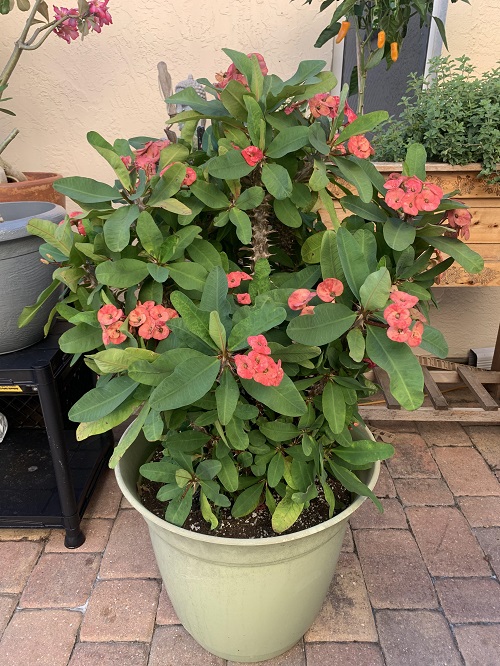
<box><xmin>23</xmin><ymin>49</ymin><xmax>482</xmax><ymax>535</ymax></box>
<box><xmin>374</xmin><ymin>57</ymin><xmax>500</xmax><ymax>182</ymax></box>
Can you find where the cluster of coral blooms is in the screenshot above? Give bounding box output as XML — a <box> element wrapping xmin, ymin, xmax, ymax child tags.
<box><xmin>97</xmin><ymin>302</ymin><xmax>178</xmax><ymax>346</ymax></box>
<box><xmin>120</xmin><ymin>140</ymin><xmax>197</xmax><ymax>184</ymax></box>
<box><xmin>234</xmin><ymin>336</ymin><xmax>284</xmax><ymax>387</ymax></box>
<box><xmin>384</xmin><ymin>173</ymin><xmax>444</xmax><ymax>215</ymax></box>
<box><xmin>384</xmin><ymin>291</ymin><xmax>425</xmax><ymax>347</ymax></box>
<box><xmin>53</xmin><ymin>0</ymin><xmax>112</xmax><ymax>43</ymax></box>
<box><xmin>287</xmin><ymin>278</ymin><xmax>344</xmax><ymax>315</ymax></box>
<box><xmin>226</xmin><ymin>271</ymin><xmax>252</xmax><ymax>304</ymax></box>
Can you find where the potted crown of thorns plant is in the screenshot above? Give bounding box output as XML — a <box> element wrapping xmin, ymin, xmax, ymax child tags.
<box><xmin>22</xmin><ymin>50</ymin><xmax>483</xmax><ymax>662</ymax></box>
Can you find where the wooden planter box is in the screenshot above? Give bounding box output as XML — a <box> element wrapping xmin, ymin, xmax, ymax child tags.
<box><xmin>327</xmin><ymin>163</ymin><xmax>500</xmax><ymax>287</ymax></box>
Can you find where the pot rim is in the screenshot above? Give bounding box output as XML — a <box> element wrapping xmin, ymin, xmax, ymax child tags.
<box><xmin>0</xmin><ymin>172</ymin><xmax>63</xmax><ymax>187</ymax></box>
<box><xmin>115</xmin><ymin>424</ymin><xmax>380</xmax><ymax>548</ymax></box>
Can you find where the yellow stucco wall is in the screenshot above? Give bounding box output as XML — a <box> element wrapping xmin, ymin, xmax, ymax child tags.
<box><xmin>445</xmin><ymin>0</ymin><xmax>500</xmax><ymax>74</ymax></box>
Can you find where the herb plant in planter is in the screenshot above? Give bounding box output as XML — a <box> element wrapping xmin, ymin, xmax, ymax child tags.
<box><xmin>22</xmin><ymin>50</ymin><xmax>483</xmax><ymax>662</ymax></box>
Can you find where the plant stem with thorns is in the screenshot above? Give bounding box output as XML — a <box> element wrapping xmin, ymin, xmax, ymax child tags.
<box><xmin>249</xmin><ymin>194</ymin><xmax>273</xmax><ymax>270</ymax></box>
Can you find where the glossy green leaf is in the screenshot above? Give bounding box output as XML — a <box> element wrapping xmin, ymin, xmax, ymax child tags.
<box><xmin>267</xmin><ymin>453</ymin><xmax>285</xmax><ymax>487</ymax></box>
<box><xmin>336</xmin><ymin>227</ymin><xmax>370</xmax><ymax>297</ymax></box>
<box><xmin>209</xmin><ymin>311</ymin><xmax>226</xmax><ymax>350</ymax></box>
<box><xmin>76</xmin><ymin>397</ymin><xmax>140</xmax><ymax>441</ymax></box>
<box><xmin>168</xmin><ymin>262</ymin><xmax>208</xmax><ymax>291</ymax></box>
<box><xmin>322</xmin><ymin>380</ymin><xmax>346</xmax><ymax>434</ymax></box>
<box><xmin>236</xmin><ymin>186</ymin><xmax>265</xmax><ymax>210</ymax></box>
<box><xmin>340</xmin><ymin>196</ymin><xmax>388</xmax><ymax>223</ymax></box>
<box><xmin>200</xmin><ymin>266</ymin><xmax>229</xmax><ymax>312</ymax></box>
<box><xmin>189</xmin><ymin>180</ymin><xmax>230</xmax><ymax>209</ymax></box>
<box><xmin>329</xmin><ymin>461</ymin><xmax>382</xmax><ymax>512</ymax></box>
<box><xmin>403</xmin><ymin>143</ymin><xmax>427</xmax><ymax>181</ymax></box>
<box><xmin>347</xmin><ymin>327</ymin><xmax>365</xmax><ymax>362</ymax></box>
<box><xmin>419</xmin><ymin>325</ymin><xmax>448</xmax><ymax>358</ymax></box>
<box><xmin>54</xmin><ymin>176</ymin><xmax>120</xmax><ymax>204</ymax></box>
<box><xmin>103</xmin><ymin>205</ymin><xmax>140</xmax><ymax>252</ymax></box>
<box><xmin>266</xmin><ymin>126</ymin><xmax>310</xmax><ymax>159</ymax></box>
<box><xmin>95</xmin><ymin>259</ymin><xmax>149</xmax><ymax>288</ymax></box>
<box><xmin>383</xmin><ymin>217</ymin><xmax>416</xmax><ymax>251</ymax></box>
<box><xmin>165</xmin><ymin>486</ymin><xmax>194</xmax><ymax>526</ymax></box>
<box><xmin>109</xmin><ymin>402</ymin><xmax>150</xmax><ymax>468</ymax></box>
<box><xmin>259</xmin><ymin>420</ymin><xmax>300</xmax><ymax>442</ymax></box>
<box><xmin>207</xmin><ymin>150</ymin><xmax>255</xmax><ymax>180</ymax></box>
<box><xmin>215</xmin><ymin>369</ymin><xmax>240</xmax><ymax>425</ymax></box>
<box><xmin>359</xmin><ymin>267</ymin><xmax>391</xmax><ymax>311</ymax></box>
<box><xmin>170</xmin><ymin>291</ymin><xmax>217</xmax><ymax>349</ymax></box>
<box><xmin>59</xmin><ymin>323</ymin><xmax>103</xmax><ymax>354</ymax></box>
<box><xmin>334</xmin><ymin>439</ymin><xmax>395</xmax><ymax>465</ymax></box>
<box><xmin>231</xmin><ymin>482</ymin><xmax>264</xmax><ymax>518</ymax></box>
<box><xmin>149</xmin><ymin>356</ymin><xmax>220</xmax><ymax>411</ymax></box>
<box><xmin>333</xmin><ymin>156</ymin><xmax>373</xmax><ymax>203</ymax></box>
<box><xmin>261</xmin><ymin>163</ymin><xmax>293</xmax><ymax>200</ymax></box>
<box><xmin>69</xmin><ymin>376</ymin><xmax>138</xmax><ymax>422</ymax></box>
<box><xmin>228</xmin><ymin>304</ymin><xmax>287</xmax><ymax>351</ymax></box>
<box><xmin>421</xmin><ymin>236</ymin><xmax>484</xmax><ymax>274</ymax></box>
<box><xmin>136</xmin><ymin>210</ymin><xmax>164</xmax><ymax>256</ymax></box>
<box><xmin>229</xmin><ymin>207</ymin><xmax>252</xmax><ymax>244</ymax></box>
<box><xmin>334</xmin><ymin>111</ymin><xmax>389</xmax><ymax>144</ymax></box>
<box><xmin>272</xmin><ymin>493</ymin><xmax>304</xmax><ymax>533</ymax></box>
<box><xmin>273</xmin><ymin>197</ymin><xmax>302</xmax><ymax>228</ymax></box>
<box><xmin>87</xmin><ymin>131</ymin><xmax>132</xmax><ymax>189</ymax></box>
<box><xmin>287</xmin><ymin>303</ymin><xmax>356</xmax><ymax>346</ymax></box>
<box><xmin>241</xmin><ymin>375</ymin><xmax>307</xmax><ymax>417</ymax></box>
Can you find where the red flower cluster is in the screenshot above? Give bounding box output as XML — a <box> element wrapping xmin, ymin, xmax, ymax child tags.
<box><xmin>288</xmin><ymin>278</ymin><xmax>344</xmax><ymax>314</ymax></box>
<box><xmin>383</xmin><ymin>291</ymin><xmax>425</xmax><ymax>348</ymax></box>
<box><xmin>126</xmin><ymin>140</ymin><xmax>171</xmax><ymax>178</ymax></box>
<box><xmin>241</xmin><ymin>146</ymin><xmax>264</xmax><ymax>167</ymax></box>
<box><xmin>160</xmin><ymin>163</ymin><xmax>197</xmax><ymax>186</ymax></box>
<box><xmin>347</xmin><ymin>135</ymin><xmax>374</xmax><ymax>160</ymax></box>
<box><xmin>384</xmin><ymin>175</ymin><xmax>443</xmax><ymax>215</ymax></box>
<box><xmin>227</xmin><ymin>271</ymin><xmax>253</xmax><ymax>304</ymax></box>
<box><xmin>215</xmin><ymin>53</ymin><xmax>268</xmax><ymax>90</ymax></box>
<box><xmin>88</xmin><ymin>0</ymin><xmax>112</xmax><ymax>32</ymax></box>
<box><xmin>307</xmin><ymin>94</ymin><xmax>357</xmax><ymax>122</ymax></box>
<box><xmin>53</xmin><ymin>1</ymin><xmax>112</xmax><ymax>43</ymax></box>
<box><xmin>234</xmin><ymin>336</ymin><xmax>284</xmax><ymax>387</ymax></box>
<box><xmin>446</xmin><ymin>207</ymin><xmax>472</xmax><ymax>241</ymax></box>
<box><xmin>97</xmin><ymin>302</ymin><xmax>178</xmax><ymax>346</ymax></box>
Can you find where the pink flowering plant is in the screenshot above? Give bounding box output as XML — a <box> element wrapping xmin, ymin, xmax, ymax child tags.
<box><xmin>22</xmin><ymin>51</ymin><xmax>483</xmax><ymax>533</ymax></box>
<box><xmin>0</xmin><ymin>0</ymin><xmax>111</xmax><ymax>181</ymax></box>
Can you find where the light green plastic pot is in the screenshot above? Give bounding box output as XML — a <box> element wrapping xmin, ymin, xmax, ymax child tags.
<box><xmin>115</xmin><ymin>426</ymin><xmax>380</xmax><ymax>662</ymax></box>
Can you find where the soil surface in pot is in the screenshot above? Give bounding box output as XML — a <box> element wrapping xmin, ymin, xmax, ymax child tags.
<box><xmin>139</xmin><ymin>450</ymin><xmax>352</xmax><ymax>538</ymax></box>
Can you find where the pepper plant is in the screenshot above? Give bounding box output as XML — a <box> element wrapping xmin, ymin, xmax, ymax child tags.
<box><xmin>21</xmin><ymin>50</ymin><xmax>483</xmax><ymax>532</ymax></box>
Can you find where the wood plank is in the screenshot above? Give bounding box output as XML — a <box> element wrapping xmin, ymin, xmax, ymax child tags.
<box><xmin>456</xmin><ymin>366</ymin><xmax>499</xmax><ymax>411</ymax></box>
<box><xmin>359</xmin><ymin>406</ymin><xmax>500</xmax><ymax>422</ymax></box>
<box><xmin>365</xmin><ymin>369</ymin><xmax>500</xmax><ymax>384</ymax></box>
<box><xmin>373</xmin><ymin>368</ymin><xmax>401</xmax><ymax>410</ymax></box>
<box><xmin>422</xmin><ymin>367</ymin><xmax>449</xmax><ymax>410</ymax></box>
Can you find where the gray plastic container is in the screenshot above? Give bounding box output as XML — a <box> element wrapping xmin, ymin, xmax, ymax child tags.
<box><xmin>0</xmin><ymin>201</ymin><xmax>65</xmax><ymax>354</ymax></box>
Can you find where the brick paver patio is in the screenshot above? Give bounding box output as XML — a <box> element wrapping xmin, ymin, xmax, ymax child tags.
<box><xmin>1</xmin><ymin>422</ymin><xmax>499</xmax><ymax>665</ymax></box>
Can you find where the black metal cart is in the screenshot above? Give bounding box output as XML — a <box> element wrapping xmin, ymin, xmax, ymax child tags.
<box><xmin>0</xmin><ymin>323</ymin><xmax>113</xmax><ymax>548</ymax></box>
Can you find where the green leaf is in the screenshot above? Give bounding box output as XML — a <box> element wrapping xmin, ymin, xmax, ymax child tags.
<box><xmin>209</xmin><ymin>311</ymin><xmax>226</xmax><ymax>350</ymax></box>
<box><xmin>228</xmin><ymin>304</ymin><xmax>287</xmax><ymax>351</ymax></box>
<box><xmin>226</xmin><ymin>416</ymin><xmax>249</xmax><ymax>450</ymax></box>
<box><xmin>76</xmin><ymin>397</ymin><xmax>140</xmax><ymax>440</ymax></box>
<box><xmin>261</xmin><ymin>163</ymin><xmax>293</xmax><ymax>200</ymax></box>
<box><xmin>308</xmin><ymin>123</ymin><xmax>330</xmax><ymax>155</ymax></box>
<box><xmin>220</xmin><ymin>79</ymin><xmax>251</xmax><ymax>119</ymax></box>
<box><xmin>309</xmin><ymin>160</ymin><xmax>330</xmax><ymax>191</ymax></box>
<box><xmin>166</xmin><ymin>86</ymin><xmax>229</xmax><ymax>116</ymax></box>
<box><xmin>109</xmin><ymin>402</ymin><xmax>150</xmax><ymax>468</ymax></box>
<box><xmin>59</xmin><ymin>323</ymin><xmax>103</xmax><ymax>354</ymax></box>
<box><xmin>322</xmin><ymin>380</ymin><xmax>346</xmax><ymax>434</ymax></box>
<box><xmin>244</xmin><ymin>96</ymin><xmax>266</xmax><ymax>148</ymax></box>
<box><xmin>197</xmin><ymin>459</ymin><xmax>222</xmax><ymax>480</ymax></box>
<box><xmin>273</xmin><ymin>198</ymin><xmax>302</xmax><ymax>228</ymax></box>
<box><xmin>359</xmin><ymin>267</ymin><xmax>391</xmax><ymax>311</ymax></box>
<box><xmin>187</xmin><ymin>239</ymin><xmax>222</xmax><ymax>271</ymax></box>
<box><xmin>95</xmin><ymin>259</ymin><xmax>149</xmax><ymax>288</ymax></box>
<box><xmin>158</xmin><ymin>143</ymin><xmax>190</xmax><ymax>169</ymax></box>
<box><xmin>340</xmin><ymin>196</ymin><xmax>388</xmax><ymax>224</ymax></box>
<box><xmin>189</xmin><ymin>180</ymin><xmax>230</xmax><ymax>209</ymax></box>
<box><xmin>259</xmin><ymin>420</ymin><xmax>300</xmax><ymax>442</ymax></box>
<box><xmin>148</xmin><ymin>163</ymin><xmax>186</xmax><ymax>206</ymax></box>
<box><xmin>69</xmin><ymin>376</ymin><xmax>138</xmax><ymax>422</ymax></box>
<box><xmin>420</xmin><ymin>236</ymin><xmax>484</xmax><ymax>274</ymax></box>
<box><xmin>334</xmin><ymin>111</ymin><xmax>388</xmax><ymax>144</ymax></box>
<box><xmin>54</xmin><ymin>176</ymin><xmax>120</xmax><ymax>204</ymax></box>
<box><xmin>419</xmin><ymin>325</ymin><xmax>448</xmax><ymax>359</ymax></box>
<box><xmin>231</xmin><ymin>482</ymin><xmax>264</xmax><ymax>518</ymax></box>
<box><xmin>287</xmin><ymin>302</ymin><xmax>356</xmax><ymax>346</ymax></box>
<box><xmin>170</xmin><ymin>292</ymin><xmax>217</xmax><ymax>349</ymax></box>
<box><xmin>241</xmin><ymin>375</ymin><xmax>306</xmax><ymax>417</ymax></box>
<box><xmin>332</xmin><ymin>156</ymin><xmax>374</xmax><ymax>203</ymax></box>
<box><xmin>329</xmin><ymin>461</ymin><xmax>382</xmax><ymax>512</ymax></box>
<box><xmin>156</xmin><ymin>198</ymin><xmax>192</xmax><ymax>215</ymax></box>
<box><xmin>207</xmin><ymin>150</ymin><xmax>255</xmax><ymax>180</ymax></box>
<box><xmin>272</xmin><ymin>493</ymin><xmax>304</xmax><ymax>533</ymax></box>
<box><xmin>336</xmin><ymin>227</ymin><xmax>370</xmax><ymax>297</ymax></box>
<box><xmin>18</xmin><ymin>279</ymin><xmax>60</xmax><ymax>328</ymax></box>
<box><xmin>200</xmin><ymin>266</ymin><xmax>229</xmax><ymax>312</ymax></box>
<box><xmin>229</xmin><ymin>208</ymin><xmax>252</xmax><ymax>244</ymax></box>
<box><xmin>366</xmin><ymin>325</ymin><xmax>424</xmax><ymax>411</ymax></box>
<box><xmin>266</xmin><ymin>126</ymin><xmax>310</xmax><ymax>159</ymax></box>
<box><xmin>222</xmin><ymin>48</ymin><xmax>255</xmax><ymax>85</ymax></box>
<box><xmin>128</xmin><ymin>360</ymin><xmax>168</xmax><ymax>386</ymax></box>
<box><xmin>168</xmin><ymin>262</ymin><xmax>208</xmax><ymax>291</ymax></box>
<box><xmin>143</xmin><ymin>409</ymin><xmax>164</xmax><ymax>441</ymax></box>
<box><xmin>403</xmin><ymin>143</ymin><xmax>427</xmax><ymax>181</ymax></box>
<box><xmin>200</xmin><ymin>491</ymin><xmax>219</xmax><ymax>529</ymax></box>
<box><xmin>267</xmin><ymin>453</ymin><xmax>285</xmax><ymax>488</ymax></box>
<box><xmin>147</xmin><ymin>264</ymin><xmax>169</xmax><ymax>282</ymax></box>
<box><xmin>136</xmin><ymin>211</ymin><xmax>164</xmax><ymax>256</ymax></box>
<box><xmin>301</xmin><ymin>231</ymin><xmax>324</xmax><ymax>264</ymax></box>
<box><xmin>383</xmin><ymin>218</ymin><xmax>416</xmax><ymax>251</ymax></box>
<box><xmin>334</xmin><ymin>439</ymin><xmax>395</xmax><ymax>465</ymax></box>
<box><xmin>104</xmin><ymin>205</ymin><xmax>140</xmax><ymax>252</ymax></box>
<box><xmin>87</xmin><ymin>131</ymin><xmax>132</xmax><ymax>189</ymax></box>
<box><xmin>347</xmin><ymin>328</ymin><xmax>365</xmax><ymax>363</ymax></box>
<box><xmin>26</xmin><ymin>218</ymin><xmax>73</xmax><ymax>257</ymax></box>
<box><xmin>237</xmin><ymin>186</ymin><xmax>265</xmax><ymax>210</ymax></box>
<box><xmin>215</xmin><ymin>369</ymin><xmax>240</xmax><ymax>425</ymax></box>
<box><xmin>149</xmin><ymin>356</ymin><xmax>220</xmax><ymax>411</ymax></box>
<box><xmin>165</xmin><ymin>486</ymin><xmax>194</xmax><ymax>527</ymax></box>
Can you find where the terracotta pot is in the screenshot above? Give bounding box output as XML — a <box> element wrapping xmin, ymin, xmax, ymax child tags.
<box><xmin>0</xmin><ymin>172</ymin><xmax>65</xmax><ymax>207</ymax></box>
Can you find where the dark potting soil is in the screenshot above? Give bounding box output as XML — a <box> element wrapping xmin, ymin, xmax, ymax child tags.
<box><xmin>138</xmin><ymin>450</ymin><xmax>353</xmax><ymax>539</ymax></box>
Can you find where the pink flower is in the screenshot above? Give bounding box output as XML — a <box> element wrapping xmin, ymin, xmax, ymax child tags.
<box><xmin>163</xmin><ymin>308</ymin><xmax>179</xmax><ymax>320</ymax></box>
<box><xmin>140</xmin><ymin>300</ymin><xmax>155</xmax><ymax>311</ymax></box>
<box><xmin>363</xmin><ymin>357</ymin><xmax>377</xmax><ymax>369</ymax></box>
<box><xmin>152</xmin><ymin>321</ymin><xmax>170</xmax><ymax>341</ymax></box>
<box><xmin>248</xmin><ymin>52</ymin><xmax>268</xmax><ymax>75</ymax></box>
<box><xmin>248</xmin><ymin>335</ymin><xmax>271</xmax><ymax>355</ymax></box>
<box><xmin>121</xmin><ymin>155</ymin><xmax>132</xmax><ymax>169</ymax></box>
<box><xmin>308</xmin><ymin>93</ymin><xmax>332</xmax><ymax>118</ymax></box>
<box><xmin>105</xmin><ymin>321</ymin><xmax>127</xmax><ymax>345</ymax></box>
<box><xmin>344</xmin><ymin>102</ymin><xmax>357</xmax><ymax>123</ymax></box>
<box><xmin>401</xmin><ymin>193</ymin><xmax>419</xmax><ymax>216</ymax></box>
<box><xmin>248</xmin><ymin>350</ymin><xmax>272</xmax><ymax>371</ymax></box>
<box><xmin>149</xmin><ymin>305</ymin><xmax>176</xmax><ymax>322</ymax></box>
<box><xmin>160</xmin><ymin>163</ymin><xmax>197</xmax><ymax>186</ymax></box>
<box><xmin>347</xmin><ymin>135</ymin><xmax>374</xmax><ymax>159</ymax></box>
<box><xmin>407</xmin><ymin>321</ymin><xmax>424</xmax><ymax>348</ymax></box>
<box><xmin>387</xmin><ymin>326</ymin><xmax>411</xmax><ymax>343</ymax></box>
<box><xmin>447</xmin><ymin>207</ymin><xmax>472</xmax><ymax>240</ymax></box>
<box><xmin>390</xmin><ymin>291</ymin><xmax>419</xmax><ymax>308</ymax></box>
<box><xmin>236</xmin><ymin>293</ymin><xmax>251</xmax><ymax>305</ymax></box>
<box><xmin>135</xmin><ymin>140</ymin><xmax>170</xmax><ymax>176</ymax></box>
<box><xmin>404</xmin><ymin>177</ymin><xmax>423</xmax><ymax>194</ymax></box>
<box><xmin>241</xmin><ymin>146</ymin><xmax>264</xmax><ymax>166</ymax></box>
<box><xmin>300</xmin><ymin>306</ymin><xmax>315</xmax><ymax>315</ymax></box>
<box><xmin>53</xmin><ymin>7</ymin><xmax>80</xmax><ymax>43</ymax></box>
<box><xmin>384</xmin><ymin>174</ymin><xmax>406</xmax><ymax>190</ymax></box>
<box><xmin>97</xmin><ymin>304</ymin><xmax>123</xmax><ymax>327</ymax></box>
<box><xmin>425</xmin><ymin>182</ymin><xmax>444</xmax><ymax>199</ymax></box>
<box><xmin>254</xmin><ymin>358</ymin><xmax>284</xmax><ymax>387</ymax></box>
<box><xmin>385</xmin><ymin>188</ymin><xmax>405</xmax><ymax>210</ymax></box>
<box><xmin>234</xmin><ymin>354</ymin><xmax>256</xmax><ymax>379</ymax></box>
<box><xmin>227</xmin><ymin>271</ymin><xmax>252</xmax><ymax>288</ymax></box>
<box><xmin>129</xmin><ymin>306</ymin><xmax>149</xmax><ymax>328</ymax></box>
<box><xmin>415</xmin><ymin>187</ymin><xmax>441</xmax><ymax>212</ymax></box>
<box><xmin>68</xmin><ymin>211</ymin><xmax>86</xmax><ymax>235</ymax></box>
<box><xmin>88</xmin><ymin>0</ymin><xmax>112</xmax><ymax>31</ymax></box>
<box><xmin>288</xmin><ymin>289</ymin><xmax>315</xmax><ymax>311</ymax></box>
<box><xmin>316</xmin><ymin>278</ymin><xmax>344</xmax><ymax>302</ymax></box>
<box><xmin>214</xmin><ymin>53</ymin><xmax>267</xmax><ymax>90</ymax></box>
<box><xmin>138</xmin><ymin>319</ymin><xmax>155</xmax><ymax>340</ymax></box>
<box><xmin>284</xmin><ymin>102</ymin><xmax>301</xmax><ymax>115</ymax></box>
<box><xmin>384</xmin><ymin>304</ymin><xmax>412</xmax><ymax>329</ymax></box>
<box><xmin>332</xmin><ymin>135</ymin><xmax>347</xmax><ymax>155</ymax></box>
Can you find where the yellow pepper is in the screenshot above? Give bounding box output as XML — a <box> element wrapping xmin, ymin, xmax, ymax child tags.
<box><xmin>391</xmin><ymin>42</ymin><xmax>399</xmax><ymax>62</ymax></box>
<box><xmin>336</xmin><ymin>21</ymin><xmax>351</xmax><ymax>44</ymax></box>
<box><xmin>377</xmin><ymin>30</ymin><xmax>386</xmax><ymax>49</ymax></box>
